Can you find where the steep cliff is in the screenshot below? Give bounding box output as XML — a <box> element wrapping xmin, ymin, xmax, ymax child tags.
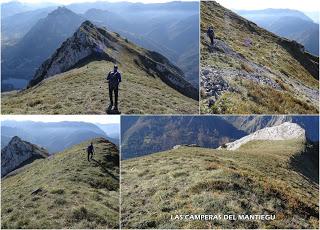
<box><xmin>1</xmin><ymin>136</ymin><xmax>48</xmax><ymax>177</ymax></box>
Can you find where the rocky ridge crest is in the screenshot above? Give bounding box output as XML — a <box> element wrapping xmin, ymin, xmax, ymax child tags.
<box><xmin>1</xmin><ymin>136</ymin><xmax>49</xmax><ymax>177</ymax></box>
<box><xmin>219</xmin><ymin>122</ymin><xmax>305</xmax><ymax>150</ymax></box>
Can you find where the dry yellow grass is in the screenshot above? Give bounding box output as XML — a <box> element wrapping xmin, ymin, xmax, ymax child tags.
<box><xmin>200</xmin><ymin>1</ymin><xmax>319</xmax><ymax>114</ymax></box>
<box><xmin>1</xmin><ymin>60</ymin><xmax>198</xmax><ymax>114</ymax></box>
<box><xmin>121</xmin><ymin>139</ymin><xmax>319</xmax><ymax>229</ymax></box>
<box><xmin>1</xmin><ymin>138</ymin><xmax>119</xmax><ymax>229</ymax></box>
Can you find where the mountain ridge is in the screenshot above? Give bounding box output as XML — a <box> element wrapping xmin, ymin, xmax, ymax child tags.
<box><xmin>1</xmin><ymin>136</ymin><xmax>49</xmax><ymax>177</ymax></box>
<box><xmin>121</xmin><ymin>116</ymin><xmax>247</xmax><ymax>159</ymax></box>
<box><xmin>2</xmin><ymin>20</ymin><xmax>198</xmax><ymax>114</ymax></box>
<box><xmin>122</xmin><ymin>138</ymin><xmax>318</xmax><ymax>228</ymax></box>
<box><xmin>200</xmin><ymin>1</ymin><xmax>319</xmax><ymax>114</ymax></box>
<box><xmin>236</xmin><ymin>9</ymin><xmax>319</xmax><ymax>56</ymax></box>
<box><xmin>1</xmin><ymin>137</ymin><xmax>119</xmax><ymax>229</ymax></box>
<box><xmin>219</xmin><ymin>122</ymin><xmax>305</xmax><ymax>150</ymax></box>
<box><xmin>121</xmin><ymin>116</ymin><xmax>318</xmax><ymax>159</ymax></box>
<box><xmin>28</xmin><ymin>20</ymin><xmax>198</xmax><ymax>101</ymax></box>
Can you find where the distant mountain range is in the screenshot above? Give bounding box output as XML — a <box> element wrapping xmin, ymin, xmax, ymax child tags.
<box><xmin>0</xmin><ymin>1</ymin><xmax>57</xmax><ymax>18</ymax></box>
<box><xmin>2</xmin><ymin>7</ymin><xmax>85</xmax><ymax>91</ymax></box>
<box><xmin>1</xmin><ymin>120</ymin><xmax>119</xmax><ymax>153</ymax></box>
<box><xmin>121</xmin><ymin>115</ymin><xmax>319</xmax><ymax>159</ymax></box>
<box><xmin>237</xmin><ymin>9</ymin><xmax>319</xmax><ymax>56</ymax></box>
<box><xmin>1</xmin><ymin>1</ymin><xmax>199</xmax><ymax>91</ymax></box>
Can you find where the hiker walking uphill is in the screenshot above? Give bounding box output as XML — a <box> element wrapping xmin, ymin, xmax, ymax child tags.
<box><xmin>87</xmin><ymin>142</ymin><xmax>94</xmax><ymax>162</ymax></box>
<box><xmin>207</xmin><ymin>26</ymin><xmax>215</xmax><ymax>46</ymax></box>
<box><xmin>106</xmin><ymin>65</ymin><xmax>122</xmax><ymax>113</ymax></box>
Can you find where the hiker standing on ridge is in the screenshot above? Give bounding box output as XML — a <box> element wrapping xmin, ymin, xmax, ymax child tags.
<box><xmin>106</xmin><ymin>65</ymin><xmax>122</xmax><ymax>111</ymax></box>
<box><xmin>87</xmin><ymin>142</ymin><xmax>94</xmax><ymax>162</ymax></box>
<box><xmin>207</xmin><ymin>26</ymin><xmax>215</xmax><ymax>46</ymax></box>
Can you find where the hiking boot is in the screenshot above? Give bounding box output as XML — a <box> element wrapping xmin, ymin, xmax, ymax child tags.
<box><xmin>114</xmin><ymin>106</ymin><xmax>118</xmax><ymax>111</ymax></box>
<box><xmin>107</xmin><ymin>104</ymin><xmax>113</xmax><ymax>111</ymax></box>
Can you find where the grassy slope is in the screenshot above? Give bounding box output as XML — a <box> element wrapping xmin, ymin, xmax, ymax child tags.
<box><xmin>1</xmin><ymin>137</ymin><xmax>119</xmax><ymax>229</ymax></box>
<box><xmin>121</xmin><ymin>139</ymin><xmax>319</xmax><ymax>229</ymax></box>
<box><xmin>1</xmin><ymin>31</ymin><xmax>198</xmax><ymax>114</ymax></box>
<box><xmin>200</xmin><ymin>1</ymin><xmax>319</xmax><ymax>114</ymax></box>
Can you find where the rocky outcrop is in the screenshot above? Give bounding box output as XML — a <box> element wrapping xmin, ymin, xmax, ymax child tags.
<box><xmin>28</xmin><ymin>20</ymin><xmax>198</xmax><ymax>100</ymax></box>
<box><xmin>173</xmin><ymin>144</ymin><xmax>200</xmax><ymax>149</ymax></box>
<box><xmin>1</xmin><ymin>136</ymin><xmax>49</xmax><ymax>177</ymax></box>
<box><xmin>219</xmin><ymin>122</ymin><xmax>305</xmax><ymax>150</ymax></box>
<box><xmin>136</xmin><ymin>50</ymin><xmax>198</xmax><ymax>100</ymax></box>
<box><xmin>28</xmin><ymin>20</ymin><xmax>116</xmax><ymax>87</ymax></box>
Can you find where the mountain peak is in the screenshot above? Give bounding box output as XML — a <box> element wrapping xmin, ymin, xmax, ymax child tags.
<box><xmin>28</xmin><ymin>20</ymin><xmax>117</xmax><ymax>87</ymax></box>
<box><xmin>9</xmin><ymin>136</ymin><xmax>22</xmax><ymax>143</ymax></box>
<box><xmin>1</xmin><ymin>137</ymin><xmax>49</xmax><ymax>177</ymax></box>
<box><xmin>81</xmin><ymin>20</ymin><xmax>95</xmax><ymax>27</ymax></box>
<box><xmin>220</xmin><ymin>122</ymin><xmax>306</xmax><ymax>150</ymax></box>
<box><xmin>49</xmin><ymin>6</ymin><xmax>74</xmax><ymax>16</ymax></box>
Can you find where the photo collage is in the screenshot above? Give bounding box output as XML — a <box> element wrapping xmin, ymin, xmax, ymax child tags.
<box><xmin>1</xmin><ymin>0</ymin><xmax>319</xmax><ymax>229</ymax></box>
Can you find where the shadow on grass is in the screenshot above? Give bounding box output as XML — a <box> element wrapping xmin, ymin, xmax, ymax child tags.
<box><xmin>290</xmin><ymin>141</ymin><xmax>319</xmax><ymax>185</ymax></box>
<box><xmin>91</xmin><ymin>158</ymin><xmax>119</xmax><ymax>181</ymax></box>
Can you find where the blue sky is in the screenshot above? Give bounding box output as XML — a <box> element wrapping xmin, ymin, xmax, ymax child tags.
<box><xmin>1</xmin><ymin>115</ymin><xmax>120</xmax><ymax>124</ymax></box>
<box><xmin>0</xmin><ymin>0</ymin><xmax>196</xmax><ymax>3</ymax></box>
<box><xmin>216</xmin><ymin>0</ymin><xmax>319</xmax><ymax>12</ymax></box>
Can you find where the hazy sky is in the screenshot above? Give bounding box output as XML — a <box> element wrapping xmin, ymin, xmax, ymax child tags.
<box><xmin>1</xmin><ymin>115</ymin><xmax>120</xmax><ymax>124</ymax></box>
<box><xmin>215</xmin><ymin>0</ymin><xmax>320</xmax><ymax>12</ymax></box>
<box><xmin>0</xmin><ymin>0</ymin><xmax>196</xmax><ymax>3</ymax></box>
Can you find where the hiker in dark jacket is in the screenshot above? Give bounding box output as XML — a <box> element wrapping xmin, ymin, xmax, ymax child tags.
<box><xmin>207</xmin><ymin>26</ymin><xmax>215</xmax><ymax>46</ymax></box>
<box><xmin>106</xmin><ymin>65</ymin><xmax>122</xmax><ymax>111</ymax></box>
<box><xmin>87</xmin><ymin>142</ymin><xmax>94</xmax><ymax>162</ymax></box>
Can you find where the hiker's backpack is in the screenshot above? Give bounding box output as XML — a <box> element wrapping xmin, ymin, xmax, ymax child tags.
<box><xmin>87</xmin><ymin>145</ymin><xmax>93</xmax><ymax>153</ymax></box>
<box><xmin>108</xmin><ymin>71</ymin><xmax>121</xmax><ymax>88</ymax></box>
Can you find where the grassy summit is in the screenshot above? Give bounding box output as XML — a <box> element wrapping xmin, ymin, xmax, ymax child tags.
<box><xmin>121</xmin><ymin>139</ymin><xmax>318</xmax><ymax>229</ymax></box>
<box><xmin>200</xmin><ymin>1</ymin><xmax>319</xmax><ymax>114</ymax></box>
<box><xmin>1</xmin><ymin>137</ymin><xmax>119</xmax><ymax>229</ymax></box>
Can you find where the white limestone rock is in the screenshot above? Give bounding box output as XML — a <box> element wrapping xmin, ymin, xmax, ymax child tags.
<box><xmin>219</xmin><ymin>122</ymin><xmax>305</xmax><ymax>150</ymax></box>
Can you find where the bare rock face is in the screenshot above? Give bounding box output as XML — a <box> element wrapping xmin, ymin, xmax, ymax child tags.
<box><xmin>1</xmin><ymin>136</ymin><xmax>49</xmax><ymax>177</ymax></box>
<box><xmin>28</xmin><ymin>20</ymin><xmax>116</xmax><ymax>87</ymax></box>
<box><xmin>220</xmin><ymin>122</ymin><xmax>305</xmax><ymax>150</ymax></box>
